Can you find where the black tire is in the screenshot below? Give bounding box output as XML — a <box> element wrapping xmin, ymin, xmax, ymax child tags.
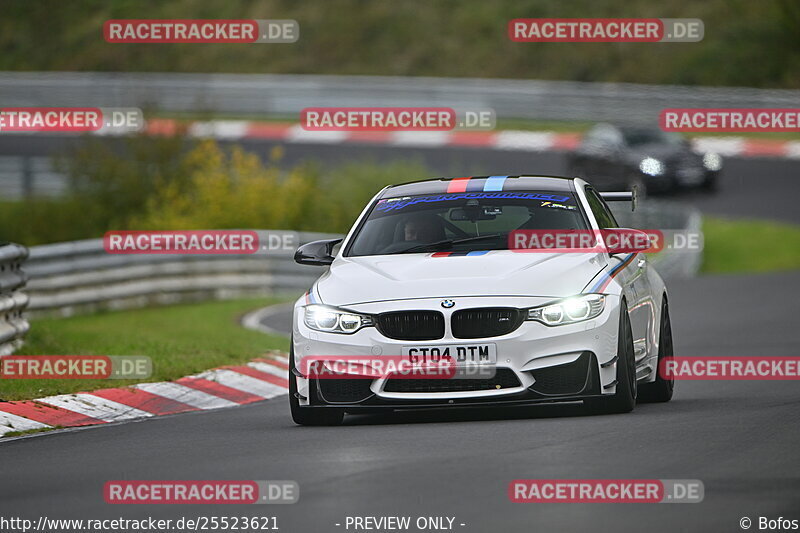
<box><xmin>638</xmin><ymin>298</ymin><xmax>675</xmax><ymax>403</ymax></box>
<box><xmin>585</xmin><ymin>303</ymin><xmax>637</xmax><ymax>414</ymax></box>
<box><xmin>288</xmin><ymin>341</ymin><xmax>344</xmax><ymax>426</ymax></box>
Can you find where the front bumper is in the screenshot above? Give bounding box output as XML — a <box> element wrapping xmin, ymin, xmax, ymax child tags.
<box><xmin>642</xmin><ymin>168</ymin><xmax>716</xmax><ymax>191</ymax></box>
<box><xmin>292</xmin><ymin>295</ymin><xmax>622</xmax><ymax>409</ymax></box>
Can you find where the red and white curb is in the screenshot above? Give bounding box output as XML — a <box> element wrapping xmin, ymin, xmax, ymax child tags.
<box><xmin>138</xmin><ymin>119</ymin><xmax>800</xmax><ymax>159</ymax></box>
<box><xmin>0</xmin><ymin>353</ymin><xmax>289</xmax><ymax>437</ymax></box>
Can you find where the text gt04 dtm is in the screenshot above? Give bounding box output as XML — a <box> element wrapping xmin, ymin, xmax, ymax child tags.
<box><xmin>289</xmin><ymin>175</ymin><xmax>674</xmax><ymax>425</ymax></box>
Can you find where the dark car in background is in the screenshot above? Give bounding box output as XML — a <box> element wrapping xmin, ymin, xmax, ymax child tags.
<box><xmin>568</xmin><ymin>123</ymin><xmax>723</xmax><ymax>196</ymax></box>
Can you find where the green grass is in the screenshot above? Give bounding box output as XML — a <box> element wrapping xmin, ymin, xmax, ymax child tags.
<box><xmin>702</xmin><ymin>217</ymin><xmax>800</xmax><ymax>274</ymax></box>
<box><xmin>148</xmin><ymin>112</ymin><xmax>599</xmax><ymax>134</ymax></box>
<box><xmin>2</xmin><ymin>1</ymin><xmax>800</xmax><ymax>88</ymax></box>
<box><xmin>1</xmin><ymin>297</ymin><xmax>291</xmax><ymax>401</ymax></box>
<box><xmin>149</xmin><ymin>112</ymin><xmax>800</xmax><ymax>141</ymax></box>
<box><xmin>2</xmin><ymin>426</ymin><xmax>62</xmax><ymax>438</ymax></box>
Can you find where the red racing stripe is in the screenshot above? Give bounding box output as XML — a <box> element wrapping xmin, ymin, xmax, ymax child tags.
<box><xmin>447</xmin><ymin>177</ymin><xmax>470</xmax><ymax>193</ymax></box>
<box><xmin>447</xmin><ymin>131</ymin><xmax>497</xmax><ymax>146</ymax></box>
<box><xmin>90</xmin><ymin>388</ymin><xmax>198</xmax><ymax>416</ymax></box>
<box><xmin>0</xmin><ymin>401</ymin><xmax>105</xmax><ymax>427</ymax></box>
<box><xmin>742</xmin><ymin>140</ymin><xmax>788</xmax><ymax>157</ymax></box>
<box><xmin>145</xmin><ymin>118</ymin><xmax>179</xmax><ymax>136</ymax></box>
<box><xmin>551</xmin><ymin>133</ymin><xmax>582</xmax><ymax>150</ymax></box>
<box><xmin>244</xmin><ymin>122</ymin><xmax>293</xmax><ymax>140</ymax></box>
<box><xmin>254</xmin><ymin>357</ymin><xmax>289</xmax><ymax>370</ymax></box>
<box><xmin>596</xmin><ymin>253</ymin><xmax>637</xmax><ymax>292</ymax></box>
<box><xmin>177</xmin><ymin>377</ymin><xmax>265</xmax><ymax>404</ymax></box>
<box><xmin>226</xmin><ymin>365</ymin><xmax>289</xmax><ymax>389</ymax></box>
<box><xmin>346</xmin><ymin>131</ymin><xmax>394</xmax><ymax>143</ymax></box>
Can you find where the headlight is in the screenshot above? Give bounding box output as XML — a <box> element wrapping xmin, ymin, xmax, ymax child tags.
<box><xmin>527</xmin><ymin>295</ymin><xmax>606</xmax><ymax>326</ymax></box>
<box><xmin>639</xmin><ymin>157</ymin><xmax>665</xmax><ymax>176</ymax></box>
<box><xmin>303</xmin><ymin>304</ymin><xmax>373</xmax><ymax>334</ymax></box>
<box><xmin>702</xmin><ymin>152</ymin><xmax>722</xmax><ymax>171</ymax></box>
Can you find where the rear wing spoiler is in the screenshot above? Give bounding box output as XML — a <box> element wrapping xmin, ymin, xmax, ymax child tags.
<box><xmin>600</xmin><ymin>186</ymin><xmax>638</xmax><ymax>211</ymax></box>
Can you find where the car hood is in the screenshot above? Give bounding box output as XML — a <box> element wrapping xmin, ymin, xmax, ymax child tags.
<box><xmin>315</xmin><ymin>251</ymin><xmax>606</xmax><ymax>305</ymax></box>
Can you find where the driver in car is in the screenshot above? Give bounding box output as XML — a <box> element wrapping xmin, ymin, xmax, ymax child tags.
<box><xmin>402</xmin><ymin>214</ymin><xmax>445</xmax><ymax>243</ymax></box>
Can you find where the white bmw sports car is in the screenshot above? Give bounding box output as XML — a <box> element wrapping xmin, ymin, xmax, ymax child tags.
<box><xmin>289</xmin><ymin>175</ymin><xmax>674</xmax><ymax>425</ymax></box>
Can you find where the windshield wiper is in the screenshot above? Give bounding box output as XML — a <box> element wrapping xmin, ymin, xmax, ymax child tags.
<box><xmin>398</xmin><ymin>233</ymin><xmax>504</xmax><ymax>254</ymax></box>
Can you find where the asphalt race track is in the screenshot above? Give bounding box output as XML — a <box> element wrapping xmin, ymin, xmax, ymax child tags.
<box><xmin>2</xmin><ymin>269</ymin><xmax>800</xmax><ymax>532</ymax></box>
<box><xmin>0</xmin><ymin>134</ymin><xmax>798</xmax><ymax>224</ymax></box>
<box><xmin>237</xmin><ymin>139</ymin><xmax>800</xmax><ymax>224</ymax></box>
<box><xmin>1</xmin><ymin>136</ymin><xmax>799</xmax><ymax>532</ymax></box>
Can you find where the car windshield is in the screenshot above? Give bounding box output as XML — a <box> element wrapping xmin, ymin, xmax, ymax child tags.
<box><xmin>622</xmin><ymin>128</ymin><xmax>683</xmax><ymax>147</ymax></box>
<box><xmin>346</xmin><ymin>190</ymin><xmax>587</xmax><ymax>256</ymax></box>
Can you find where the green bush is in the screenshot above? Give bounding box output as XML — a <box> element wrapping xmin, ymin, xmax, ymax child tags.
<box><xmin>132</xmin><ymin>140</ymin><xmax>430</xmax><ymax>233</ymax></box>
<box><xmin>0</xmin><ymin>138</ymin><xmax>430</xmax><ymax>245</ymax></box>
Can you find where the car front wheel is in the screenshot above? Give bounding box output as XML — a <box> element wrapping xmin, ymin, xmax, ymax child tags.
<box><xmin>585</xmin><ymin>302</ymin><xmax>637</xmax><ymax>414</ymax></box>
<box><xmin>638</xmin><ymin>298</ymin><xmax>675</xmax><ymax>403</ymax></box>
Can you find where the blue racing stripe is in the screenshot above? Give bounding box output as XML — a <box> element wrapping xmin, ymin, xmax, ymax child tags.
<box><xmin>483</xmin><ymin>175</ymin><xmax>507</xmax><ymax>192</ymax></box>
<box><xmin>588</xmin><ymin>253</ymin><xmax>635</xmax><ymax>292</ymax></box>
<box><xmin>466</xmin><ymin>250</ymin><xmax>489</xmax><ymax>256</ymax></box>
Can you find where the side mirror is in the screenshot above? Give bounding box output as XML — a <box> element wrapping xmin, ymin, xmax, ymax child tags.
<box><xmin>602</xmin><ymin>228</ymin><xmax>656</xmax><ymax>254</ymax></box>
<box><xmin>294</xmin><ymin>239</ymin><xmax>342</xmax><ymax>266</ymax></box>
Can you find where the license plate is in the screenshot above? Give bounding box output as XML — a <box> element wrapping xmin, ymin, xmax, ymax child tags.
<box><xmin>402</xmin><ymin>344</ymin><xmax>496</xmax><ymax>365</ymax></box>
<box><xmin>678</xmin><ymin>167</ymin><xmax>702</xmax><ymax>178</ymax></box>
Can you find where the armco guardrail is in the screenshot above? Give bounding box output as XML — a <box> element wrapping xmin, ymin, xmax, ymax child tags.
<box><xmin>0</xmin><ymin>243</ymin><xmax>30</xmax><ymax>356</ymax></box>
<box><xmin>24</xmin><ymin>231</ymin><xmax>337</xmax><ymax>317</ymax></box>
<box><xmin>0</xmin><ymin>156</ymin><xmax>67</xmax><ymax>200</ymax></box>
<box><xmin>612</xmin><ymin>201</ymin><xmax>703</xmax><ymax>279</ymax></box>
<box><xmin>23</xmin><ymin>206</ymin><xmax>700</xmax><ymax>317</ymax></box>
<box><xmin>1</xmin><ymin>71</ymin><xmax>797</xmax><ymax>125</ymax></box>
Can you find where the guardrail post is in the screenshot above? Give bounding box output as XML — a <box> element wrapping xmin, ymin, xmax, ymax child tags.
<box><xmin>21</xmin><ymin>157</ymin><xmax>33</xmax><ymax>200</ymax></box>
<box><xmin>0</xmin><ymin>242</ymin><xmax>30</xmax><ymax>356</ymax></box>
